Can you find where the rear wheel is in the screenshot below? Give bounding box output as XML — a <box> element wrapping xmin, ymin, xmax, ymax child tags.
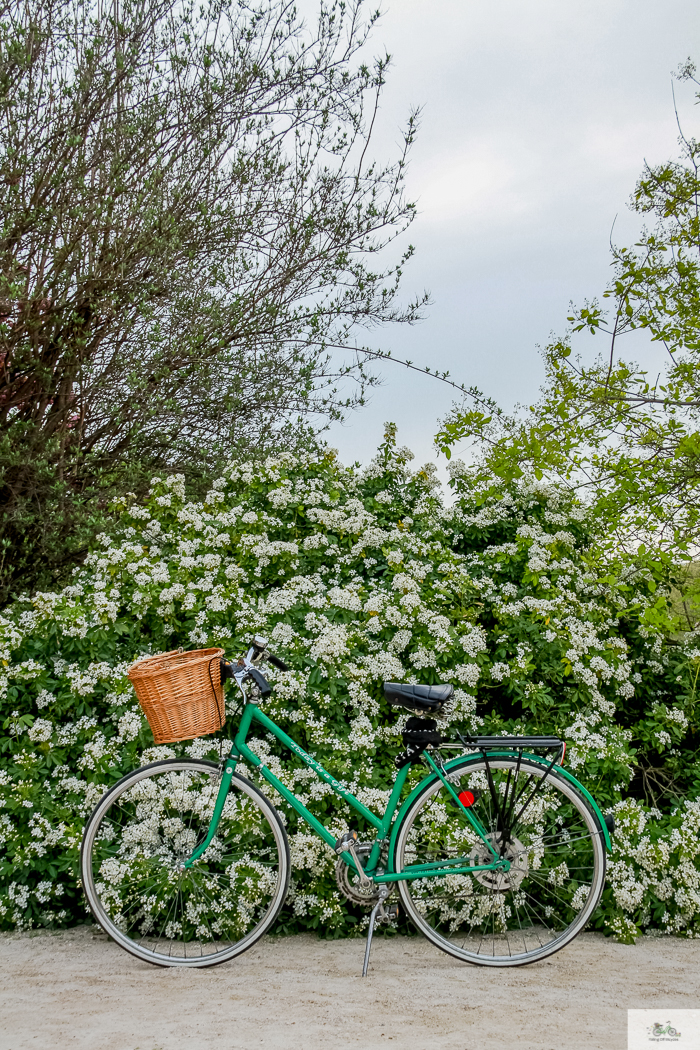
<box><xmin>392</xmin><ymin>755</ymin><xmax>606</xmax><ymax>965</ymax></box>
<box><xmin>80</xmin><ymin>759</ymin><xmax>290</xmax><ymax>967</ymax></box>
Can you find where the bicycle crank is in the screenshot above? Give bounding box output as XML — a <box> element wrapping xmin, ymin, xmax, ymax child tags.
<box><xmin>335</xmin><ymin>841</ymin><xmax>392</xmax><ymax>907</ymax></box>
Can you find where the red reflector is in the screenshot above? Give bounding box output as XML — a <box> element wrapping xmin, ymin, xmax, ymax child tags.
<box><xmin>458</xmin><ymin>790</ymin><xmax>475</xmax><ymax>808</ymax></box>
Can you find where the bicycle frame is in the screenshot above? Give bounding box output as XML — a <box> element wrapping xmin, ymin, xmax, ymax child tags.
<box><xmin>183</xmin><ymin>700</ymin><xmax>511</xmax><ymax>882</ymax></box>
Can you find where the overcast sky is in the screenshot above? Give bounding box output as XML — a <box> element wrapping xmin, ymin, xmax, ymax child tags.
<box><xmin>325</xmin><ymin>0</ymin><xmax>700</xmax><ymax>473</ymax></box>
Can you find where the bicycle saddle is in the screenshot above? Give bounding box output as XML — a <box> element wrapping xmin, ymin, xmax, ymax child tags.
<box><xmin>383</xmin><ymin>681</ymin><xmax>453</xmax><ymax>716</ymax></box>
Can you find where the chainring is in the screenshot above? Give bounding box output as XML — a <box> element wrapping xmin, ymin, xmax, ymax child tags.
<box><xmin>335</xmin><ymin>841</ymin><xmax>389</xmax><ymax>907</ymax></box>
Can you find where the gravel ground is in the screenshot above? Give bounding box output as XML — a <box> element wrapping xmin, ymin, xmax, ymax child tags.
<box><xmin>0</xmin><ymin>928</ymin><xmax>698</xmax><ymax>1050</ymax></box>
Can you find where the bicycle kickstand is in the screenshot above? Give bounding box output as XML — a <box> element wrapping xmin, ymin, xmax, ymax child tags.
<box><xmin>362</xmin><ymin>885</ymin><xmax>390</xmax><ymax>978</ymax></box>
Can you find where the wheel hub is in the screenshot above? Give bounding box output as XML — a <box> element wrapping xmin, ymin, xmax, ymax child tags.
<box><xmin>469</xmin><ymin>833</ymin><xmax>528</xmax><ymax>892</ymax></box>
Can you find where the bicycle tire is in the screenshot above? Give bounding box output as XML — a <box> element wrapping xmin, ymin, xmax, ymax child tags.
<box><xmin>80</xmin><ymin>758</ymin><xmax>290</xmax><ymax>968</ymax></box>
<box><xmin>392</xmin><ymin>754</ymin><xmax>606</xmax><ymax>966</ymax></box>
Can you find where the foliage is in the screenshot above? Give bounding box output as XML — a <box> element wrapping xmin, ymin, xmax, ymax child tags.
<box><xmin>436</xmin><ymin>67</ymin><xmax>700</xmax><ymax>557</ymax></box>
<box><xmin>0</xmin><ymin>0</ymin><xmax>424</xmax><ymax>602</ymax></box>
<box><xmin>2</xmin><ymin>432</ymin><xmax>700</xmax><ymax>938</ymax></box>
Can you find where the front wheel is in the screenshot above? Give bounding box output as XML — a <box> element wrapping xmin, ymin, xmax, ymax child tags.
<box><xmin>392</xmin><ymin>755</ymin><xmax>606</xmax><ymax>966</ymax></box>
<box><xmin>80</xmin><ymin>759</ymin><xmax>290</xmax><ymax>967</ymax></box>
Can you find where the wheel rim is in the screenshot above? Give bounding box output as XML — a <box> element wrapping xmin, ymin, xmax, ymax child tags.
<box><xmin>81</xmin><ymin>760</ymin><xmax>288</xmax><ymax>966</ymax></box>
<box><xmin>395</xmin><ymin>757</ymin><xmax>606</xmax><ymax>965</ymax></box>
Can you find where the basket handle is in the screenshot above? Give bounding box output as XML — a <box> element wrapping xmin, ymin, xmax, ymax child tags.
<box><xmin>207</xmin><ymin>655</ymin><xmax>224</xmax><ymax>730</ymax></box>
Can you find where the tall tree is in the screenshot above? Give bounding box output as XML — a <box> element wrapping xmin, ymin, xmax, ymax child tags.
<box><xmin>0</xmin><ymin>0</ymin><xmax>423</xmax><ymax>601</ymax></box>
<box><xmin>437</xmin><ymin>64</ymin><xmax>700</xmax><ymax>562</ymax></box>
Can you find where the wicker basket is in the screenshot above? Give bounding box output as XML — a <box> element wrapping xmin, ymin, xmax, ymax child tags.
<box><xmin>128</xmin><ymin>647</ymin><xmax>225</xmax><ymax>744</ymax></box>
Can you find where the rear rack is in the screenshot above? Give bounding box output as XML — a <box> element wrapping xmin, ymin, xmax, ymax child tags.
<box><xmin>465</xmin><ymin>735</ymin><xmax>562</xmax><ymax>749</ymax></box>
<box><xmin>438</xmin><ymin>736</ymin><xmax>562</xmax><ymax>751</ymax></box>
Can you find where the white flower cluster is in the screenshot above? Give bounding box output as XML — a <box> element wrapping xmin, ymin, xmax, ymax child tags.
<box><xmin>606</xmin><ymin>798</ymin><xmax>700</xmax><ymax>937</ymax></box>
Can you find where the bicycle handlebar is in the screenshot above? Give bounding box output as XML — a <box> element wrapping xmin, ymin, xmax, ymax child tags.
<box><xmin>220</xmin><ymin>642</ymin><xmax>290</xmax><ymax>691</ymax></box>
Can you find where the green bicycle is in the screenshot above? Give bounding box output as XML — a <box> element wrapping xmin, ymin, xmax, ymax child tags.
<box><xmin>80</xmin><ymin>637</ymin><xmax>613</xmax><ymax>972</ymax></box>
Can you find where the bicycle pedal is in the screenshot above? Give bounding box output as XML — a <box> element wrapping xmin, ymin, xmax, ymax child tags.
<box><xmin>380</xmin><ymin>904</ymin><xmax>399</xmax><ymax>922</ymax></box>
<box><xmin>334</xmin><ymin>829</ymin><xmax>359</xmax><ymax>854</ymax></box>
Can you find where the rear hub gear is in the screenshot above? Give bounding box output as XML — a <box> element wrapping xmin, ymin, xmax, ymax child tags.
<box><xmin>469</xmin><ymin>832</ymin><xmax>529</xmax><ymax>892</ymax></box>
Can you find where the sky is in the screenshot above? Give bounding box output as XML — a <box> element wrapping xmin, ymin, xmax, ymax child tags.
<box><xmin>325</xmin><ymin>0</ymin><xmax>700</xmax><ymax>474</ymax></box>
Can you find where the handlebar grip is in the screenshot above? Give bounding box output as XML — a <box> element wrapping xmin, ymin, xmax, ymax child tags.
<box><xmin>267</xmin><ymin>654</ymin><xmax>289</xmax><ymax>672</ymax></box>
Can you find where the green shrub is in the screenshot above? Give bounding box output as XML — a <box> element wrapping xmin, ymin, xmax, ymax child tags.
<box><xmin>2</xmin><ymin>433</ymin><xmax>700</xmax><ymax>937</ymax></box>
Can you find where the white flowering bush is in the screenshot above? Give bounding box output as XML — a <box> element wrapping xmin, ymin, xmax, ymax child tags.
<box><xmin>2</xmin><ymin>430</ymin><xmax>700</xmax><ymax>939</ymax></box>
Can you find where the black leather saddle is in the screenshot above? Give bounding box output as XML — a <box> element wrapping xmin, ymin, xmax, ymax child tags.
<box><xmin>383</xmin><ymin>681</ymin><xmax>453</xmax><ymax>716</ymax></box>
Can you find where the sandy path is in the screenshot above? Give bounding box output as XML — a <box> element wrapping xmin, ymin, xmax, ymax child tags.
<box><xmin>0</xmin><ymin>928</ymin><xmax>698</xmax><ymax>1050</ymax></box>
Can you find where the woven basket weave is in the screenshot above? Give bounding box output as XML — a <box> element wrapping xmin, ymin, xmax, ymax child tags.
<box><xmin>128</xmin><ymin>647</ymin><xmax>225</xmax><ymax>744</ymax></box>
